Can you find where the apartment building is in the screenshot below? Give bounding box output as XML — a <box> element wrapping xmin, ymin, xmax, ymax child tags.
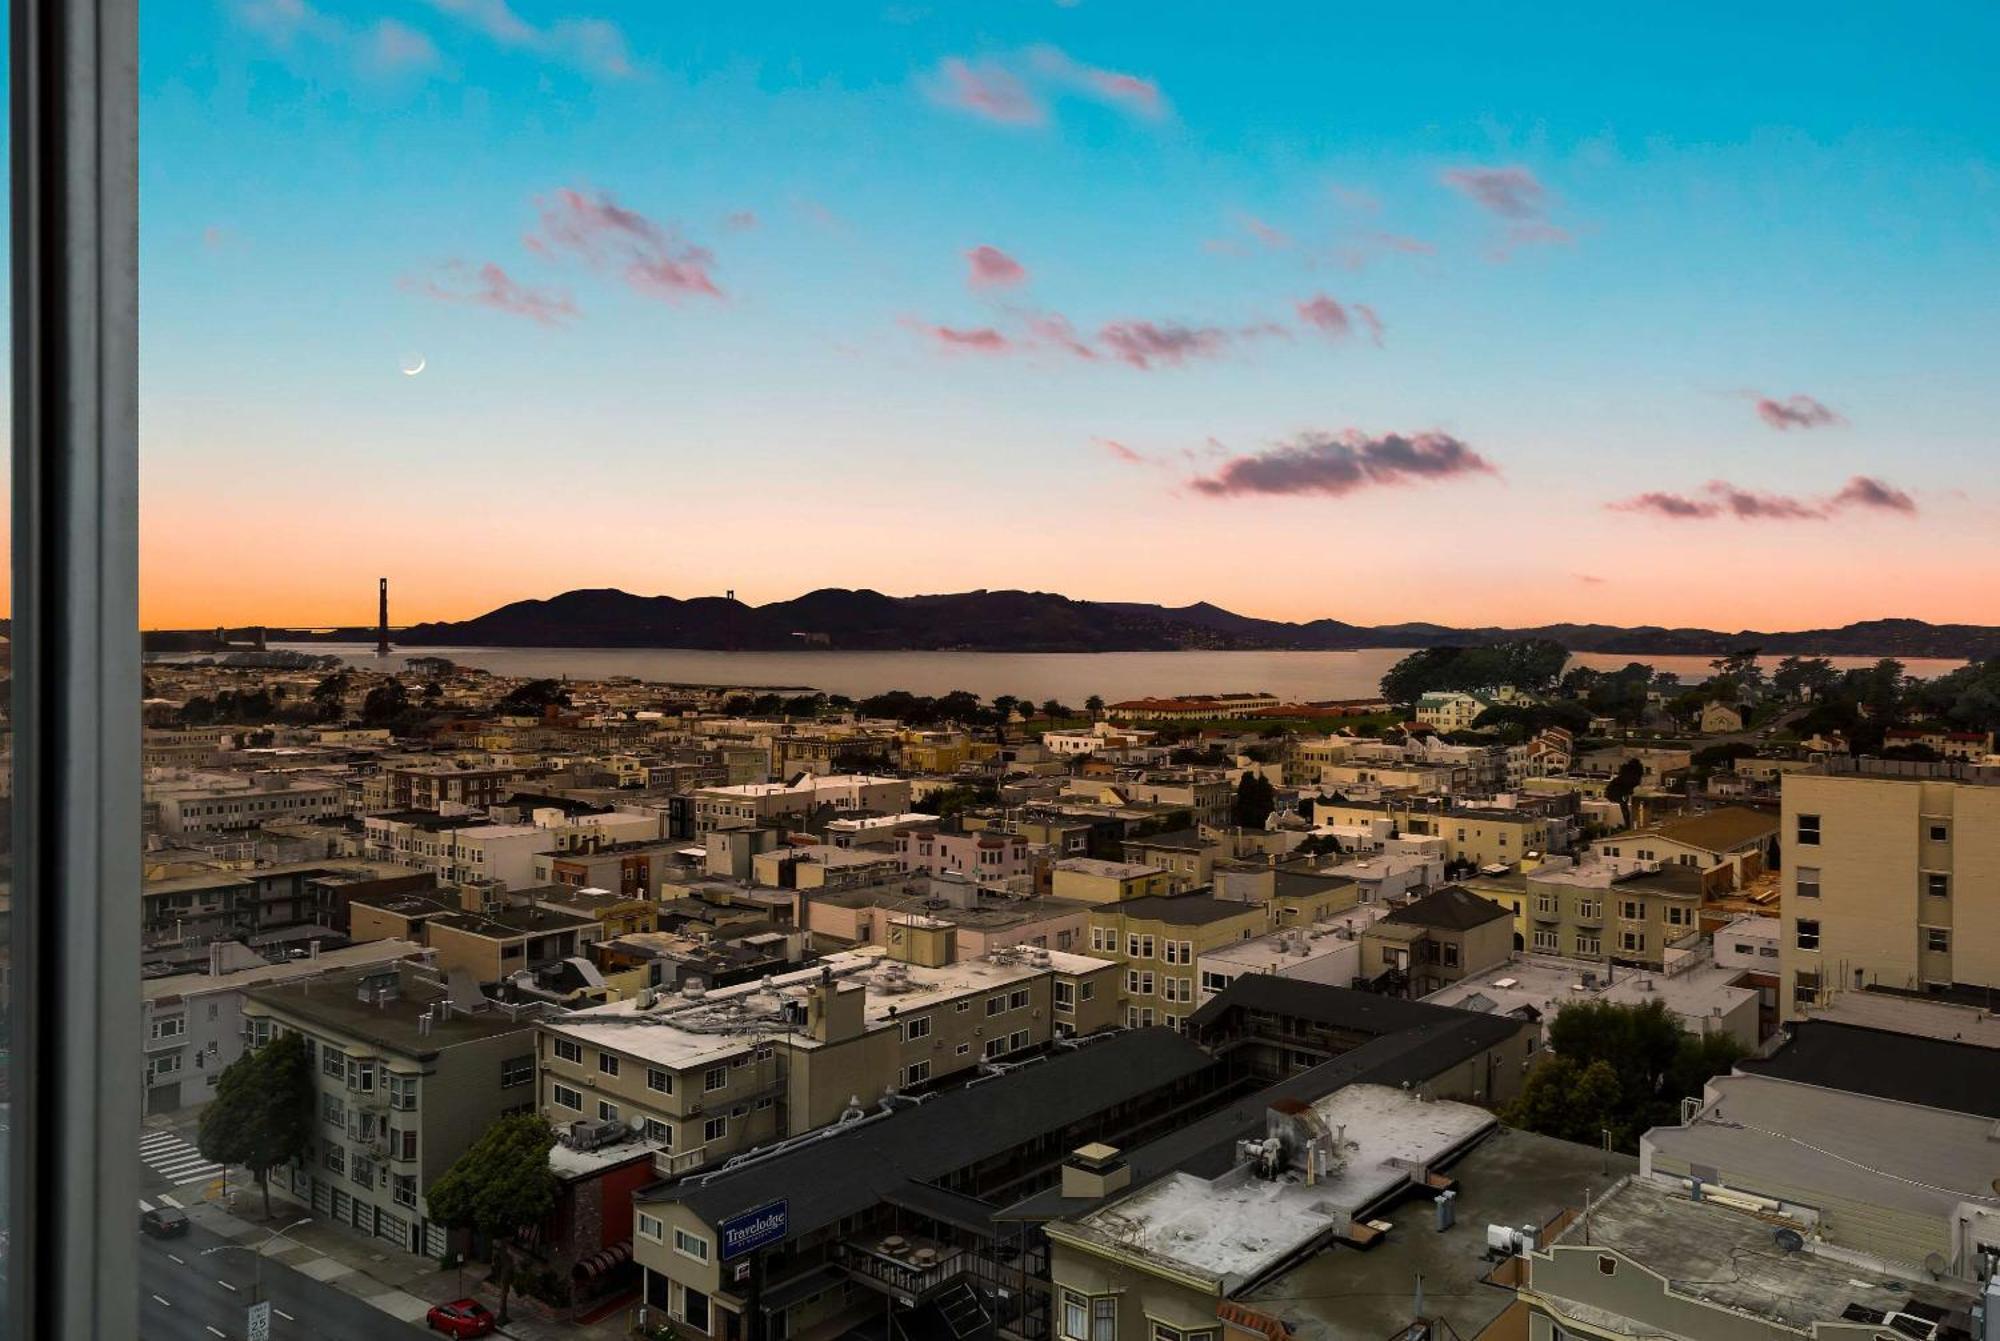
<box><xmin>1592</xmin><ymin>805</ymin><xmax>1777</xmax><ymax>890</ymax></box>
<box><xmin>385</xmin><ymin>763</ymin><xmax>534</xmax><ymax>810</ymax></box>
<box><xmin>142</xmin><ymin>939</ymin><xmax>431</xmax><ymax>1115</ymax></box>
<box><xmin>533</xmin><ymin>837</ymin><xmax>687</xmax><ymax>898</ymax></box>
<box><xmin>142</xmin><ymin>725</ymin><xmax>233</xmax><ymax>769</ymax></box>
<box><xmin>535</xmin><ymin>943</ymin><xmax>1117</xmax><ymax>1179</ymax></box>
<box><xmin>1311</xmin><ymin>796</ymin><xmax>1563</xmax><ymax>867</ymax></box>
<box><xmin>1519</xmin><ymin>861</ymin><xmax>1707</xmax><ymax>968</ymax></box>
<box><xmin>1119</xmin><ymin>829</ymin><xmax>1222</xmax><ymax>891</ymax></box>
<box><xmin>150</xmin><ymin>771</ymin><xmax>348</xmax><ymax>835</ymax></box>
<box><xmin>1052</xmin><ymin>859</ymin><xmax>1175</xmax><ymax>904</ymax></box>
<box><xmin>894</xmin><ymin>827</ymin><xmax>1032</xmax><ymax>883</ymax></box>
<box><xmin>241</xmin><ymin>962</ymin><xmax>547</xmax><ymax>1257</ymax></box>
<box><xmin>1086</xmin><ymin>893</ymin><xmax>1268</xmax><ymax>1030</ymax></box>
<box><xmin>424</xmin><ymin>902</ymin><xmax>607</xmax><ymax>986</ymax></box>
<box><xmin>1357</xmin><ymin>885</ymin><xmax>1513</xmax><ymax>996</ymax></box>
<box><xmin>692</xmin><ymin>773</ymin><xmax>912</xmax><ymax>835</ymax></box>
<box><xmin>141</xmin><ymin>860</ymin><xmax>435</xmax><ymax>965</ymax></box>
<box><xmin>1780</xmin><ymin>766</ymin><xmax>2000</xmax><ymax>1020</ymax></box>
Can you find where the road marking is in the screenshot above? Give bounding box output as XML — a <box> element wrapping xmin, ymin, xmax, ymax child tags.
<box><xmin>217</xmin><ymin>1278</ymin><xmax>238</xmax><ymax>1291</ymax></box>
<box><xmin>206</xmin><ymin>1327</ymin><xmax>228</xmax><ymax>1338</ymax></box>
<box><xmin>161</xmin><ymin>1193</ymin><xmax>184</xmax><ymax>1208</ymax></box>
<box><xmin>138</xmin><ymin>1198</ymin><xmax>155</xmax><ymax>1213</ymax></box>
<box><xmin>275</xmin><ymin>1308</ymin><xmax>295</xmax><ymax>1321</ymax></box>
<box><xmin>150</xmin><ymin>1294</ymin><xmax>172</xmax><ymax>1307</ymax></box>
<box><xmin>168</xmin><ymin>1253</ymin><xmax>185</xmax><ymax>1265</ymax></box>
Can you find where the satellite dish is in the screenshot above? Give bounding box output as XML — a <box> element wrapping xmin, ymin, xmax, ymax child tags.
<box><xmin>628</xmin><ymin>1117</ymin><xmax>648</xmax><ymax>1137</ymax></box>
<box><xmin>1773</xmin><ymin>1228</ymin><xmax>1804</xmax><ymax>1253</ymax></box>
<box><xmin>1924</xmin><ymin>1251</ymin><xmax>1947</xmax><ymax>1280</ymax></box>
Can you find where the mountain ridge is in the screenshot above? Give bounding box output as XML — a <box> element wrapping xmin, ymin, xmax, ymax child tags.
<box><xmin>381</xmin><ymin>588</ymin><xmax>2000</xmax><ymax>659</ymax></box>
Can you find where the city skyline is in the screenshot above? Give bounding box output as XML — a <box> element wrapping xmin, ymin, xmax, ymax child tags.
<box><xmin>136</xmin><ymin>2</ymin><xmax>2000</xmax><ymax>628</ymax></box>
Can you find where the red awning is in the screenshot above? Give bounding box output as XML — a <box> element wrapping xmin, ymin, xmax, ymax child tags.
<box><xmin>572</xmin><ymin>1240</ymin><xmax>633</xmax><ymax>1280</ymax></box>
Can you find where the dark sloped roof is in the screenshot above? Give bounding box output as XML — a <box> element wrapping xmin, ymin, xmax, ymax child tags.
<box><xmin>1380</xmin><ymin>884</ymin><xmax>1512</xmax><ymax>932</ymax></box>
<box><xmin>1185</xmin><ymin>971</ymin><xmax>1524</xmax><ymax>1048</ymax></box>
<box><xmin>1740</xmin><ymin>1019</ymin><xmax>2000</xmax><ymax>1119</ymax></box>
<box><xmin>644</xmin><ymin>1029</ymin><xmax>1211</xmax><ymax>1239</ymax></box>
<box><xmin>1110</xmin><ymin>893</ymin><xmax>1256</xmax><ymax>925</ymax></box>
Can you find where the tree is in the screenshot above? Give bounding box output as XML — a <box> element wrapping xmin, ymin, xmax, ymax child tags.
<box><xmin>197</xmin><ymin>1031</ymin><xmax>315</xmax><ymax>1219</ymax></box>
<box><xmin>497</xmin><ymin>678</ymin><xmax>572</xmax><ymax>715</ymax></box>
<box><xmin>362</xmin><ymin>679</ymin><xmax>409</xmax><ymax>725</ymax></box>
<box><xmin>1040</xmin><ymin>699</ymin><xmax>1072</xmax><ymax>719</ymax></box>
<box><xmin>1772</xmin><ymin>655</ymin><xmax>1838</xmax><ymax>703</ymax></box>
<box><xmin>1604</xmin><ymin>757</ymin><xmax>1643</xmax><ymax>826</ymax></box>
<box><xmin>426</xmin><ymin>1114</ymin><xmax>560</xmax><ymax>1325</ymax></box>
<box><xmin>991</xmin><ymin>695</ymin><xmax>1019</xmax><ymax>746</ymax></box>
<box><xmin>1709</xmin><ymin>647</ymin><xmax>1766</xmax><ymax>697</ymax></box>
<box><xmin>310</xmin><ymin>671</ymin><xmax>349</xmax><ymax>722</ymax></box>
<box><xmin>1232</xmin><ymin>773</ymin><xmax>1277</xmax><ymax>829</ymax></box>
<box><xmin>1084</xmin><ymin>694</ymin><xmax>1105</xmax><ymax>717</ymax></box>
<box><xmin>1507</xmin><ymin>999</ymin><xmax>1744</xmax><ymax>1151</ymax></box>
<box><xmin>1505</xmin><ymin>1056</ymin><xmax>1624</xmax><ymax>1146</ymax></box>
<box><xmin>1379</xmin><ymin>639</ymin><xmax>1569</xmax><ymax>706</ymax></box>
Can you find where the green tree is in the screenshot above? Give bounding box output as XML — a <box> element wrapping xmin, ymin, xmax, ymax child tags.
<box><xmin>497</xmin><ymin>678</ymin><xmax>573</xmax><ymax>715</ymax></box>
<box><xmin>1232</xmin><ymin>773</ymin><xmax>1277</xmax><ymax>829</ymax></box>
<box><xmin>1772</xmin><ymin>655</ymin><xmax>1838</xmax><ymax>703</ymax></box>
<box><xmin>1708</xmin><ymin>647</ymin><xmax>1766</xmax><ymax>697</ymax></box>
<box><xmin>361</xmin><ymin>679</ymin><xmax>409</xmax><ymax>725</ymax></box>
<box><xmin>1508</xmin><ymin>999</ymin><xmax>1742</xmax><ymax>1151</ymax></box>
<box><xmin>197</xmin><ymin>1031</ymin><xmax>315</xmax><ymax>1219</ymax></box>
<box><xmin>1505</xmin><ymin>1056</ymin><xmax>1624</xmax><ymax>1145</ymax></box>
<box><xmin>426</xmin><ymin>1114</ymin><xmax>560</xmax><ymax>1325</ymax></box>
<box><xmin>309</xmin><ymin>671</ymin><xmax>349</xmax><ymax>722</ymax></box>
<box><xmin>1084</xmin><ymin>694</ymin><xmax>1105</xmax><ymax>716</ymax></box>
<box><xmin>1040</xmin><ymin>699</ymin><xmax>1072</xmax><ymax>719</ymax></box>
<box><xmin>1604</xmin><ymin>757</ymin><xmax>1644</xmax><ymax>825</ymax></box>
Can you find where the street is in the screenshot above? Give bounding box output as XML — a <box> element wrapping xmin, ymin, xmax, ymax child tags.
<box><xmin>138</xmin><ymin>1218</ymin><xmax>434</xmax><ymax>1341</ymax></box>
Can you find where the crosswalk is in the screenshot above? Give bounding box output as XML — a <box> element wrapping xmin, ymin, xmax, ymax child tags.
<box><xmin>140</xmin><ymin>1130</ymin><xmax>225</xmax><ymax>1187</ymax></box>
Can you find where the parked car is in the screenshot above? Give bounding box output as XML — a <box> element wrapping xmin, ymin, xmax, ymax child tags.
<box><xmin>139</xmin><ymin>1206</ymin><xmax>189</xmax><ymax>1239</ymax></box>
<box><xmin>425</xmin><ymin>1298</ymin><xmax>496</xmax><ymax>1338</ymax></box>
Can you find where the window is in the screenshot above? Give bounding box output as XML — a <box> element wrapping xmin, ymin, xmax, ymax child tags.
<box><xmin>648</xmin><ymin>1067</ymin><xmax>672</xmax><ymax>1094</ymax></box>
<box><xmin>1442</xmin><ymin>943</ymin><xmax>1460</xmax><ymax>968</ymax></box>
<box><xmin>1063</xmin><ymin>1292</ymin><xmax>1090</xmax><ymax>1341</ymax></box>
<box><xmin>553</xmin><ymin>1037</ymin><xmax>583</xmax><ymax>1064</ymax></box>
<box><xmin>1619</xmin><ymin>900</ymin><xmax>1642</xmax><ymax>921</ymax></box>
<box><xmin>387</xmin><ymin>1073</ymin><xmax>418</xmax><ymax>1111</ymax></box>
<box><xmin>1532</xmin><ymin>929</ymin><xmax>1559</xmax><ymax>952</ymax></box>
<box><xmin>1925</xmin><ymin>927</ymin><xmax>1951</xmax><ymax>953</ymax></box>
<box><xmin>553</xmin><ymin>1083</ymin><xmax>584</xmax><ymax>1111</ymax></box>
<box><xmin>704</xmin><ymin>1065</ymin><xmax>728</xmax><ymax>1092</ymax></box>
<box><xmin>704</xmin><ymin>1115</ymin><xmax>728</xmax><ymax>1143</ymax></box>
<box><xmin>1928</xmin><ymin>821</ymin><xmax>1950</xmax><ymax>842</ymax></box>
<box><xmin>643</xmin><ymin>1118</ymin><xmax>673</xmax><ymax>1145</ymax></box>
<box><xmin>1008</xmin><ymin>988</ymin><xmax>1030</xmax><ymax>1011</ymax></box>
<box><xmin>1925</xmin><ymin>872</ymin><xmax>1949</xmax><ymax>900</ymax></box>
<box><xmin>637</xmin><ymin>1213</ymin><xmax>664</xmax><ymax>1243</ymax></box>
<box><xmin>598</xmin><ymin>1052</ymin><xmax>621</xmax><ymax>1077</ymax></box>
<box><xmin>1795</xmin><ymin>919</ymin><xmax>1820</xmax><ymax>951</ymax></box>
<box><xmin>1575</xmin><ymin>934</ymin><xmax>1601</xmax><ymax>957</ymax></box>
<box><xmin>347</xmin><ymin>1058</ymin><xmax>375</xmax><ymax>1093</ymax></box>
<box><xmin>322</xmin><ymin>1046</ymin><xmax>348</xmax><ymax>1079</ymax></box>
<box><xmin>393</xmin><ymin>1174</ymin><xmax>417</xmax><ymax>1210</ymax></box>
<box><xmin>901</xmin><ymin>1014</ymin><xmax>931</xmax><ymax>1041</ymax></box>
<box><xmin>324</xmin><ymin>1143</ymin><xmax>346</xmax><ymax>1176</ymax></box>
<box><xmin>673</xmin><ymin>1226</ymin><xmax>712</xmax><ymax>1262</ymax></box>
<box><xmin>1620</xmin><ymin>931</ymin><xmax>1646</xmax><ymax>953</ymax></box>
<box><xmin>986</xmin><ymin>994</ymin><xmax>1007</xmax><ymax>1017</ymax></box>
<box><xmin>149</xmin><ymin>1014</ymin><xmax>186</xmax><ymax>1041</ymax></box>
<box><xmin>903</xmin><ymin>1060</ymin><xmax>931</xmax><ymax>1086</ymax></box>
<box><xmin>1665</xmin><ymin>905</ymin><xmax>1692</xmax><ymax>927</ymax></box>
<box><xmin>1796</xmin><ymin>814</ymin><xmax>1821</xmax><ymax>846</ymax></box>
<box><xmin>500</xmin><ymin>1055</ymin><xmax>534</xmax><ymax>1088</ymax></box>
<box><xmin>1200</xmin><ymin>971</ymin><xmax>1230</xmax><ymax>993</ymax></box>
<box><xmin>1153</xmin><ymin>1324</ymin><xmax>1184</xmax><ymax>1341</ymax></box>
<box><xmin>322</xmin><ymin>1094</ymin><xmax>346</xmax><ymax>1128</ymax></box>
<box><xmin>679</xmin><ymin>1285</ymin><xmax>711</xmax><ymax>1333</ymax></box>
<box><xmin>599</xmin><ymin>1100</ymin><xmax>620</xmax><ymax>1122</ymax></box>
<box><xmin>1053</xmin><ymin>981</ymin><xmax>1075</xmax><ymax>1013</ymax></box>
<box><xmin>1598</xmin><ymin>1255</ymin><xmax>1617</xmax><ymax>1276</ymax></box>
<box><xmin>1093</xmin><ymin>1296</ymin><xmax>1116</xmax><ymax>1341</ymax></box>
<box><xmin>1793</xmin><ymin>970</ymin><xmax>1823</xmax><ymax>1007</ymax></box>
<box><xmin>1795</xmin><ymin>866</ymin><xmax>1820</xmax><ymax>899</ymax></box>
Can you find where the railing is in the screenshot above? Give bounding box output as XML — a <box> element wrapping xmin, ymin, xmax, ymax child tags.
<box><xmin>836</xmin><ymin>1240</ymin><xmax>967</xmax><ymax>1301</ymax></box>
<box><xmin>654</xmin><ymin>1146</ymin><xmax>708</xmax><ymax>1178</ymax></box>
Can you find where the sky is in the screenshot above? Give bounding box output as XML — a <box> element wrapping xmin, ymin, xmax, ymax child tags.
<box><xmin>134</xmin><ymin>1</ymin><xmax>2000</xmax><ymax>631</ymax></box>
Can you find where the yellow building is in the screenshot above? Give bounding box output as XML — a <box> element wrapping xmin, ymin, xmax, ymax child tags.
<box><xmin>1052</xmin><ymin>858</ymin><xmax>1174</xmax><ymax>904</ymax></box>
<box><xmin>1086</xmin><ymin>893</ymin><xmax>1267</xmax><ymax>1030</ymax></box>
<box><xmin>1780</xmin><ymin>767</ymin><xmax>2000</xmax><ymax>1020</ymax></box>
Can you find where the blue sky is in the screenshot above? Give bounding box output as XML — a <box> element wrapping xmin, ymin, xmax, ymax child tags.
<box><xmin>138</xmin><ymin>1</ymin><xmax>2000</xmax><ymax>628</ymax></box>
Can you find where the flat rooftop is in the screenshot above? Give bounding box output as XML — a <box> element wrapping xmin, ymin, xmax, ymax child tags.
<box><xmin>144</xmin><ymin>939</ymin><xmax>430</xmax><ymax>1002</ymax></box>
<box><xmin>1544</xmin><ymin>1176</ymin><xmax>1980</xmax><ymax>1334</ymax></box>
<box><xmin>1423</xmin><ymin>954</ymin><xmax>1757</xmax><ymax>1036</ymax></box>
<box><xmin>1056</xmin><ymin>1085</ymin><xmax>1493</xmax><ymax>1291</ymax></box>
<box><xmin>1645</xmin><ymin>1072</ymin><xmax>2000</xmax><ymax>1224</ymax></box>
<box><xmin>1201</xmin><ymin>908</ymin><xmax>1382</xmax><ymax>974</ymax></box>
<box><xmin>1054</xmin><ymin>858</ymin><xmax>1162</xmax><ymax>880</ymax></box>
<box><xmin>1793</xmin><ymin>993</ymin><xmax>2000</xmax><ymax>1053</ymax></box>
<box><xmin>245</xmin><ymin>964</ymin><xmax>541</xmax><ymax>1055</ymax></box>
<box><xmin>428</xmin><ymin>902</ymin><xmax>601</xmax><ymax>938</ymax></box>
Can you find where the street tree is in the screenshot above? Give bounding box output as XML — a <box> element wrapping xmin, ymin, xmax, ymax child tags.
<box><xmin>196</xmin><ymin>1031</ymin><xmax>315</xmax><ymax>1219</ymax></box>
<box><xmin>426</xmin><ymin>1114</ymin><xmax>560</xmax><ymax>1324</ymax></box>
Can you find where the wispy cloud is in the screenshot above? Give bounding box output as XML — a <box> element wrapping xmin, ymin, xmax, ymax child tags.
<box><xmin>401</xmin><ymin>260</ymin><xmax>579</xmax><ymax>326</ymax></box>
<box><xmin>1189</xmin><ymin>430</ymin><xmax>1497</xmax><ymax>499</ymax></box>
<box><xmin>1440</xmin><ymin>165</ymin><xmax>1573</xmax><ymax>258</ymax></box>
<box><xmin>1238</xmin><ymin>214</ymin><xmax>1292</xmax><ymax>250</ymax></box>
<box><xmin>1354</xmin><ymin>303</ymin><xmax>1385</xmax><ymax>347</ymax></box>
<box><xmin>966</xmin><ymin>245</ymin><xmax>1028</xmax><ymax>289</ymax></box>
<box><xmin>1608</xmin><ymin>476</ymin><xmax>1918</xmax><ymax>521</ymax></box>
<box><xmin>1094</xmin><ymin>437</ymin><xmax>1150</xmax><ymax>465</ymax></box>
<box><xmin>422</xmin><ymin>0</ymin><xmax>632</xmax><ymax>77</ymax></box>
<box><xmin>1097</xmin><ymin>320</ymin><xmax>1231</xmax><ymax>370</ymax></box>
<box><xmin>526</xmin><ymin>188</ymin><xmax>722</xmax><ymax>302</ymax></box>
<box><xmin>925</xmin><ymin>58</ymin><xmax>1045</xmax><ymax>125</ymax></box>
<box><xmin>1754</xmin><ymin>393</ymin><xmax>1844</xmax><ymax>431</ymax></box>
<box><xmin>723</xmin><ymin>210</ymin><xmax>759</xmax><ymax>233</ymax></box>
<box><xmin>905</xmin><ymin>319</ymin><xmax>1014</xmax><ymax>354</ymax></box>
<box><xmin>235</xmin><ymin>0</ymin><xmax>441</xmax><ymax>77</ymax></box>
<box><xmin>924</xmin><ymin>45</ymin><xmax>1165</xmax><ymax>127</ymax></box>
<box><xmin>1575</xmin><ymin>573</ymin><xmax>1607</xmax><ymax>585</ymax></box>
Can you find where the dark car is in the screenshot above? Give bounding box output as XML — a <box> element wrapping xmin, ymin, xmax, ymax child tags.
<box><xmin>140</xmin><ymin>1206</ymin><xmax>189</xmax><ymax>1239</ymax></box>
<box><xmin>425</xmin><ymin>1299</ymin><xmax>496</xmax><ymax>1338</ymax></box>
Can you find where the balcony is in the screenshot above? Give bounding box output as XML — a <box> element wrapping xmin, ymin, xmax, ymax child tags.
<box><xmin>1529</xmin><ymin>905</ymin><xmax>1560</xmax><ymax>923</ymax></box>
<box><xmin>653</xmin><ymin>1147</ymin><xmax>708</xmax><ymax>1179</ymax></box>
<box><xmin>836</xmin><ymin>1235</ymin><xmax>967</xmax><ymax>1305</ymax></box>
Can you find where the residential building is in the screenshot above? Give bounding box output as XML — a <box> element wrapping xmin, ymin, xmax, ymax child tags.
<box><xmin>1780</xmin><ymin>765</ymin><xmax>2000</xmax><ymax>1020</ymax></box>
<box><xmin>1312</xmin><ymin>796</ymin><xmax>1563</xmax><ymax>868</ymax></box>
<box><xmin>1413</xmin><ymin>689</ymin><xmax>1494</xmax><ymax>731</ymax></box>
<box><xmin>1425</xmin><ymin>951</ymin><xmax>1763</xmax><ymax>1051</ymax></box>
<box><xmin>895</xmin><ymin>827</ymin><xmax>1033</xmax><ymax>883</ymax></box>
<box><xmin>1519</xmin><ymin>860</ymin><xmax>1708</xmax><ymax>968</ymax></box>
<box><xmin>1051</xmin><ymin>859</ymin><xmax>1174</xmax><ymax>904</ymax></box>
<box><xmin>422</xmin><ymin>900</ymin><xmax>607</xmax><ymax>986</ymax></box>
<box><xmin>1086</xmin><ymin>893</ymin><xmax>1269</xmax><ymax>1029</ymax></box>
<box><xmin>1195</xmin><ymin>905</ymin><xmax>1386</xmax><ymax>1002</ymax></box>
<box><xmin>1698</xmin><ymin>700</ymin><xmax>1747</xmax><ymax>734</ymax></box>
<box><xmin>240</xmin><ymin>962</ymin><xmax>548</xmax><ymax>1257</ymax></box>
<box><xmin>692</xmin><ymin>773</ymin><xmax>912</xmax><ymax>836</ymax></box>
<box><xmin>1118</xmin><ymin>828</ymin><xmax>1221</xmax><ymax>891</ymax></box>
<box><xmin>1357</xmin><ymin>885</ymin><xmax>1514</xmax><ymax>996</ymax></box>
<box><xmin>150</xmin><ymin>770</ymin><xmax>348</xmax><ymax>835</ymax></box>
<box><xmin>1591</xmin><ymin>805</ymin><xmax>1778</xmax><ymax>890</ymax></box>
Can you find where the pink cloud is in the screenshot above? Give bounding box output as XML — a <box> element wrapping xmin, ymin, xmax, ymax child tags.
<box><xmin>1295</xmin><ymin>293</ymin><xmax>1351</xmax><ymax>337</ymax></box>
<box><xmin>1094</xmin><ymin>437</ymin><xmax>1149</xmax><ymax>465</ymax></box>
<box><xmin>1354</xmin><ymin>303</ymin><xmax>1385</xmax><ymax>347</ymax></box>
<box><xmin>723</xmin><ymin>210</ymin><xmax>759</xmax><ymax>232</ymax></box>
<box><xmin>1189</xmin><ymin>430</ymin><xmax>1497</xmax><ymax>499</ymax></box>
<box><xmin>966</xmin><ymin>245</ymin><xmax>1028</xmax><ymax>289</ymax></box>
<box><xmin>527</xmin><ymin>187</ymin><xmax>722</xmax><ymax>301</ymax></box>
<box><xmin>1024</xmin><ymin>311</ymin><xmax>1099</xmax><ymax>361</ymax></box>
<box><xmin>1327</xmin><ymin>184</ymin><xmax>1382</xmax><ymax>215</ymax></box>
<box><xmin>1441</xmin><ymin>165</ymin><xmax>1571</xmax><ymax>257</ymax></box>
<box><xmin>1754</xmin><ymin>393</ymin><xmax>1844</xmax><ymax>431</ymax></box>
<box><xmin>908</xmin><ymin>319</ymin><xmax>1013</xmax><ymax>354</ymax></box>
<box><xmin>422</xmin><ymin>0</ymin><xmax>632</xmax><ymax>77</ymax></box>
<box><xmin>1097</xmin><ymin>320</ymin><xmax>1230</xmax><ymax>370</ymax></box>
<box><xmin>1575</xmin><ymin>573</ymin><xmax>1607</xmax><ymax>585</ymax></box>
<box><xmin>1833</xmin><ymin>475</ymin><xmax>1916</xmax><ymax>513</ymax></box>
<box><xmin>402</xmin><ymin>260</ymin><xmax>578</xmax><ymax>326</ymax></box>
<box><xmin>1029</xmin><ymin>46</ymin><xmax>1167</xmax><ymax>118</ymax></box>
<box><xmin>1239</xmin><ymin>214</ymin><xmax>1292</xmax><ymax>250</ymax></box>
<box><xmin>1608</xmin><ymin>476</ymin><xmax>1918</xmax><ymax>521</ymax></box>
<box><xmin>927</xmin><ymin>58</ymin><xmax>1045</xmax><ymax>125</ymax></box>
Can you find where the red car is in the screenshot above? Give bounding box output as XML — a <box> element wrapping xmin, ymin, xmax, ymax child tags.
<box><xmin>425</xmin><ymin>1299</ymin><xmax>496</xmax><ymax>1338</ymax></box>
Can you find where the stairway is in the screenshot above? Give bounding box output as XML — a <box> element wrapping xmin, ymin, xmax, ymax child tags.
<box><xmin>934</xmin><ymin>1280</ymin><xmax>991</xmax><ymax>1340</ymax></box>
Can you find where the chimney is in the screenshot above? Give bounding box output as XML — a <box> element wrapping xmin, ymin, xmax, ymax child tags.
<box><xmin>1060</xmin><ymin>1144</ymin><xmax>1131</xmax><ymax>1200</ymax></box>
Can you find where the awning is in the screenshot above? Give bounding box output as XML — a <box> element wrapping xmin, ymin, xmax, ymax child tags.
<box><xmin>572</xmin><ymin>1240</ymin><xmax>633</xmax><ymax>1280</ymax></box>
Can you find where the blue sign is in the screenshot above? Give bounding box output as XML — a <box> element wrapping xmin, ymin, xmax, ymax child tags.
<box><xmin>719</xmin><ymin>1199</ymin><xmax>789</xmax><ymax>1260</ymax></box>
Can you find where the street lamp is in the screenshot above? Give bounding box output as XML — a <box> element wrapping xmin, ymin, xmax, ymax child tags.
<box><xmin>202</xmin><ymin>1216</ymin><xmax>313</xmax><ymax>1312</ymax></box>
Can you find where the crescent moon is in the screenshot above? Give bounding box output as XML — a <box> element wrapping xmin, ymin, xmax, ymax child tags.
<box><xmin>400</xmin><ymin>356</ymin><xmax>427</xmax><ymax>376</ymax></box>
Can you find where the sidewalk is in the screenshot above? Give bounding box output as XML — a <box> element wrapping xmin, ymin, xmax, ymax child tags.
<box><xmin>182</xmin><ymin>1186</ymin><xmax>633</xmax><ymax>1340</ymax></box>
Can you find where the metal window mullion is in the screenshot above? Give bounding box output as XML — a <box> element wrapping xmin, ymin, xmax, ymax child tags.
<box><xmin>10</xmin><ymin>2</ymin><xmax>141</xmax><ymax>1339</ymax></box>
